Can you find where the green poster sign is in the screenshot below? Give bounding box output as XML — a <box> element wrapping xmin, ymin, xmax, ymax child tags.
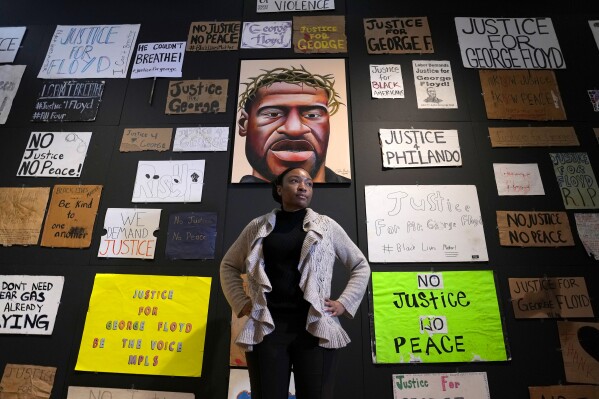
<box><xmin>372</xmin><ymin>271</ymin><xmax>508</xmax><ymax>363</ymax></box>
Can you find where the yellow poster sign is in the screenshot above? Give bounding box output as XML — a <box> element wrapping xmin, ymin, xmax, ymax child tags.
<box><xmin>75</xmin><ymin>274</ymin><xmax>211</xmax><ymax>377</ymax></box>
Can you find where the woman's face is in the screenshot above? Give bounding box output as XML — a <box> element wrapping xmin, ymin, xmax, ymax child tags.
<box><xmin>277</xmin><ymin>168</ymin><xmax>313</xmax><ymax>211</ymax></box>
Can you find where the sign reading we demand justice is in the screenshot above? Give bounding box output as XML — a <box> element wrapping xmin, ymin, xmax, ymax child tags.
<box><xmin>372</xmin><ymin>271</ymin><xmax>508</xmax><ymax>364</ymax></box>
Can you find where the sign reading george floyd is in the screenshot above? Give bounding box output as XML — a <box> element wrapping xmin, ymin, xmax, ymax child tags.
<box><xmin>363</xmin><ymin>17</ymin><xmax>433</xmax><ymax>54</ymax></box>
<box><xmin>32</xmin><ymin>80</ymin><xmax>104</xmax><ymax>122</ymax></box>
<box><xmin>455</xmin><ymin>17</ymin><xmax>565</xmax><ymax>69</ymax></box>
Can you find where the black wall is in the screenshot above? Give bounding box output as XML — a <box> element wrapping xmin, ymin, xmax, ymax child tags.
<box><xmin>1</xmin><ymin>1</ymin><xmax>599</xmax><ymax>398</ymax></box>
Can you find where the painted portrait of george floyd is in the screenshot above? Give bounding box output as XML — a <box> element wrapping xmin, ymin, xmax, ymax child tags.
<box><xmin>231</xmin><ymin>58</ymin><xmax>351</xmax><ymax>183</ymax></box>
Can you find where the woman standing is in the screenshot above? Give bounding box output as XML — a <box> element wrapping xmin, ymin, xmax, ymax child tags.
<box><xmin>220</xmin><ymin>167</ymin><xmax>371</xmax><ymax>399</ymax></box>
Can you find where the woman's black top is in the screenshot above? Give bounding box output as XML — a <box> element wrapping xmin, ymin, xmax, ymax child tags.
<box><xmin>263</xmin><ymin>208</ymin><xmax>310</xmax><ymax>317</ymax></box>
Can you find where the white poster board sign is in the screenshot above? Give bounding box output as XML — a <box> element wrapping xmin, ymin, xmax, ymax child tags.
<box><xmin>493</xmin><ymin>163</ymin><xmax>545</xmax><ymax>195</ymax></box>
<box><xmin>0</xmin><ymin>27</ymin><xmax>26</xmax><ymax>63</ymax></box>
<box><xmin>413</xmin><ymin>60</ymin><xmax>458</xmax><ymax>109</ymax></box>
<box><xmin>392</xmin><ymin>372</ymin><xmax>490</xmax><ymax>399</ymax></box>
<box><xmin>38</xmin><ymin>24</ymin><xmax>140</xmax><ymax>79</ymax></box>
<box><xmin>98</xmin><ymin>208</ymin><xmax>161</xmax><ymax>259</ymax></box>
<box><xmin>17</xmin><ymin>132</ymin><xmax>92</xmax><ymax>178</ymax></box>
<box><xmin>241</xmin><ymin>21</ymin><xmax>292</xmax><ymax>49</ymax></box>
<box><xmin>68</xmin><ymin>387</ymin><xmax>194</xmax><ymax>399</ymax></box>
<box><xmin>0</xmin><ymin>275</ymin><xmax>64</xmax><ymax>335</ymax></box>
<box><xmin>379</xmin><ymin>129</ymin><xmax>461</xmax><ymax>168</ymax></box>
<box><xmin>365</xmin><ymin>185</ymin><xmax>488</xmax><ymax>262</ymax></box>
<box><xmin>455</xmin><ymin>17</ymin><xmax>565</xmax><ymax>69</ymax></box>
<box><xmin>131</xmin><ymin>42</ymin><xmax>185</xmax><ymax>79</ymax></box>
<box><xmin>132</xmin><ymin>160</ymin><xmax>205</xmax><ymax>203</ymax></box>
<box><xmin>369</xmin><ymin>64</ymin><xmax>404</xmax><ymax>98</ymax></box>
<box><xmin>173</xmin><ymin>127</ymin><xmax>229</xmax><ymax>152</ymax></box>
<box><xmin>590</xmin><ymin>21</ymin><xmax>599</xmax><ymax>52</ymax></box>
<box><xmin>574</xmin><ymin>213</ymin><xmax>599</xmax><ymax>260</ymax></box>
<box><xmin>0</xmin><ymin>64</ymin><xmax>26</xmax><ymax>124</ymax></box>
<box><xmin>257</xmin><ymin>0</ymin><xmax>334</xmax><ymax>13</ymax></box>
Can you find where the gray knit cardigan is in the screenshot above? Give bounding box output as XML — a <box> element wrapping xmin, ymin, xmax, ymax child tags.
<box><xmin>220</xmin><ymin>208</ymin><xmax>371</xmax><ymax>351</ymax></box>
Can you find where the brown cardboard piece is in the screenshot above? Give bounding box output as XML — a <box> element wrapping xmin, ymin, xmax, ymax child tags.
<box><xmin>496</xmin><ymin>210</ymin><xmax>574</xmax><ymax>247</ymax></box>
<box><xmin>508</xmin><ymin>277</ymin><xmax>593</xmax><ymax>318</ymax></box>
<box><xmin>0</xmin><ymin>364</ymin><xmax>56</xmax><ymax>399</ymax></box>
<box><xmin>363</xmin><ymin>17</ymin><xmax>433</xmax><ymax>54</ymax></box>
<box><xmin>529</xmin><ymin>385</ymin><xmax>599</xmax><ymax>399</ymax></box>
<box><xmin>293</xmin><ymin>16</ymin><xmax>346</xmax><ymax>54</ymax></box>
<box><xmin>0</xmin><ymin>187</ymin><xmax>50</xmax><ymax>246</ymax></box>
<box><xmin>489</xmin><ymin>126</ymin><xmax>579</xmax><ymax>147</ymax></box>
<box><xmin>480</xmin><ymin>69</ymin><xmax>566</xmax><ymax>120</ymax></box>
<box><xmin>186</xmin><ymin>21</ymin><xmax>241</xmax><ymax>51</ymax></box>
<box><xmin>165</xmin><ymin>79</ymin><xmax>228</xmax><ymax>114</ymax></box>
<box><xmin>40</xmin><ymin>185</ymin><xmax>102</xmax><ymax>248</ymax></box>
<box><xmin>558</xmin><ymin>321</ymin><xmax>599</xmax><ymax>384</ymax></box>
<box><xmin>120</xmin><ymin>128</ymin><xmax>172</xmax><ymax>152</ymax></box>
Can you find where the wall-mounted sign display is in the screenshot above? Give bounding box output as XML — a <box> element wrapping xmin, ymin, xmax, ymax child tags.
<box><xmin>38</xmin><ymin>24</ymin><xmax>140</xmax><ymax>79</ymax></box>
<box><xmin>413</xmin><ymin>60</ymin><xmax>457</xmax><ymax>109</ymax></box>
<box><xmin>98</xmin><ymin>208</ymin><xmax>161</xmax><ymax>259</ymax></box>
<box><xmin>186</xmin><ymin>21</ymin><xmax>241</xmax><ymax>51</ymax></box>
<box><xmin>240</xmin><ymin>21</ymin><xmax>292</xmax><ymax>49</ymax></box>
<box><xmin>497</xmin><ymin>211</ymin><xmax>574</xmax><ymax>247</ymax></box>
<box><xmin>132</xmin><ymin>160</ymin><xmax>205</xmax><ymax>203</ymax></box>
<box><xmin>379</xmin><ymin>129</ymin><xmax>461</xmax><ymax>168</ymax></box>
<box><xmin>32</xmin><ymin>80</ymin><xmax>104</xmax><ymax>122</ymax></box>
<box><xmin>292</xmin><ymin>16</ymin><xmax>346</xmax><ymax>54</ymax></box>
<box><xmin>0</xmin><ymin>64</ymin><xmax>26</xmax><ymax>124</ymax></box>
<box><xmin>165</xmin><ymin>79</ymin><xmax>227</xmax><ymax>114</ymax></box>
<box><xmin>256</xmin><ymin>0</ymin><xmax>334</xmax><ymax>13</ymax></box>
<box><xmin>372</xmin><ymin>271</ymin><xmax>508</xmax><ymax>363</ymax></box>
<box><xmin>488</xmin><ymin>127</ymin><xmax>579</xmax><ymax>147</ymax></box>
<box><xmin>363</xmin><ymin>17</ymin><xmax>433</xmax><ymax>54</ymax></box>
<box><xmin>131</xmin><ymin>42</ymin><xmax>185</xmax><ymax>79</ymax></box>
<box><xmin>165</xmin><ymin>212</ymin><xmax>217</xmax><ymax>260</ymax></box>
<box><xmin>0</xmin><ymin>187</ymin><xmax>50</xmax><ymax>246</ymax></box>
<box><xmin>550</xmin><ymin>152</ymin><xmax>598</xmax><ymax>209</ymax></box>
<box><xmin>0</xmin><ymin>27</ymin><xmax>26</xmax><ymax>63</ymax></box>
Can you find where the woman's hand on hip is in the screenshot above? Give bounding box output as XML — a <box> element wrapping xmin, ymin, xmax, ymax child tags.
<box><xmin>324</xmin><ymin>299</ymin><xmax>345</xmax><ymax>317</ymax></box>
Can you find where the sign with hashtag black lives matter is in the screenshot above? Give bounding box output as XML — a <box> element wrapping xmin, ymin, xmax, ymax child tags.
<box><xmin>32</xmin><ymin>80</ymin><xmax>105</xmax><ymax>122</ymax></box>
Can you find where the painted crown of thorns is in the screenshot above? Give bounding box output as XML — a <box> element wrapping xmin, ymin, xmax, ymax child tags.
<box><xmin>238</xmin><ymin>65</ymin><xmax>343</xmax><ymax>115</ymax></box>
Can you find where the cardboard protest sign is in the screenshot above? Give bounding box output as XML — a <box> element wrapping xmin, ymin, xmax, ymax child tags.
<box><xmin>529</xmin><ymin>384</ymin><xmax>599</xmax><ymax>399</ymax></box>
<box><xmin>32</xmin><ymin>80</ymin><xmax>104</xmax><ymax>122</ymax></box>
<box><xmin>392</xmin><ymin>372</ymin><xmax>490</xmax><ymax>399</ymax></box>
<box><xmin>131</xmin><ymin>42</ymin><xmax>185</xmax><ymax>79</ymax></box>
<box><xmin>98</xmin><ymin>208</ymin><xmax>161</xmax><ymax>259</ymax></box>
<box><xmin>67</xmin><ymin>387</ymin><xmax>194</xmax><ymax>399</ymax></box>
<box><xmin>165</xmin><ymin>212</ymin><xmax>217</xmax><ymax>260</ymax></box>
<box><xmin>370</xmin><ymin>65</ymin><xmax>404</xmax><ymax>98</ymax></box>
<box><xmin>497</xmin><ymin>211</ymin><xmax>573</xmax><ymax>247</ymax></box>
<box><xmin>588</xmin><ymin>89</ymin><xmax>599</xmax><ymax>112</ymax></box>
<box><xmin>0</xmin><ymin>275</ymin><xmax>64</xmax><ymax>335</ymax></box>
<box><xmin>257</xmin><ymin>0</ymin><xmax>334</xmax><ymax>13</ymax></box>
<box><xmin>488</xmin><ymin>126</ymin><xmax>579</xmax><ymax>147</ymax></box>
<box><xmin>0</xmin><ymin>27</ymin><xmax>26</xmax><ymax>63</ymax></box>
<box><xmin>574</xmin><ymin>213</ymin><xmax>599</xmax><ymax>260</ymax></box>
<box><xmin>132</xmin><ymin>160</ymin><xmax>205</xmax><ymax>203</ymax></box>
<box><xmin>455</xmin><ymin>17</ymin><xmax>565</xmax><ymax>69</ymax></box>
<box><xmin>363</xmin><ymin>17</ymin><xmax>433</xmax><ymax>54</ymax></box>
<box><xmin>40</xmin><ymin>185</ymin><xmax>102</xmax><ymax>248</ymax></box>
<box><xmin>0</xmin><ymin>364</ymin><xmax>56</xmax><ymax>399</ymax></box>
<box><xmin>509</xmin><ymin>277</ymin><xmax>592</xmax><ymax>318</ymax></box>
<box><xmin>372</xmin><ymin>271</ymin><xmax>508</xmax><ymax>363</ymax></box>
<box><xmin>558</xmin><ymin>321</ymin><xmax>599</xmax><ymax>384</ymax></box>
<box><xmin>76</xmin><ymin>274</ymin><xmax>211</xmax><ymax>376</ymax></box>
<box><xmin>379</xmin><ymin>129</ymin><xmax>461</xmax><ymax>168</ymax></box>
<box><xmin>187</xmin><ymin>21</ymin><xmax>241</xmax><ymax>51</ymax></box>
<box><xmin>413</xmin><ymin>60</ymin><xmax>458</xmax><ymax>109</ymax></box>
<box><xmin>38</xmin><ymin>24</ymin><xmax>140</xmax><ymax>79</ymax></box>
<box><xmin>365</xmin><ymin>185</ymin><xmax>488</xmax><ymax>262</ymax></box>
<box><xmin>590</xmin><ymin>20</ymin><xmax>599</xmax><ymax>51</ymax></box>
<box><xmin>550</xmin><ymin>152</ymin><xmax>598</xmax><ymax>209</ymax></box>
<box><xmin>120</xmin><ymin>128</ymin><xmax>172</xmax><ymax>152</ymax></box>
<box><xmin>492</xmin><ymin>163</ymin><xmax>544</xmax><ymax>195</ymax></box>
<box><xmin>17</xmin><ymin>132</ymin><xmax>91</xmax><ymax>178</ymax></box>
<box><xmin>165</xmin><ymin>79</ymin><xmax>227</xmax><ymax>114</ymax></box>
<box><xmin>293</xmin><ymin>16</ymin><xmax>346</xmax><ymax>53</ymax></box>
<box><xmin>228</xmin><ymin>368</ymin><xmax>295</xmax><ymax>399</ymax></box>
<box><xmin>480</xmin><ymin>69</ymin><xmax>566</xmax><ymax>120</ymax></box>
<box><xmin>241</xmin><ymin>21</ymin><xmax>292</xmax><ymax>49</ymax></box>
<box><xmin>0</xmin><ymin>65</ymin><xmax>25</xmax><ymax>124</ymax></box>
<box><xmin>173</xmin><ymin>127</ymin><xmax>229</xmax><ymax>152</ymax></box>
<box><xmin>0</xmin><ymin>187</ymin><xmax>50</xmax><ymax>246</ymax></box>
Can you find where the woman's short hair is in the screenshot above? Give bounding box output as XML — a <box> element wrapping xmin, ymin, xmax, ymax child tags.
<box><xmin>271</xmin><ymin>167</ymin><xmax>309</xmax><ymax>203</ymax></box>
